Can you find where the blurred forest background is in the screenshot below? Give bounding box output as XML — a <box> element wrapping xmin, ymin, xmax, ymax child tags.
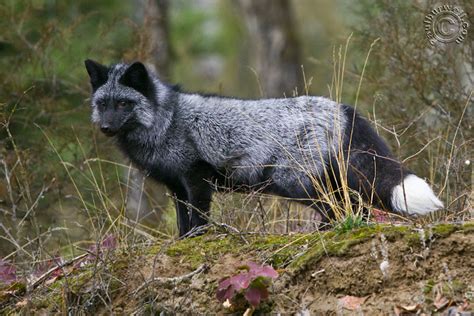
<box><xmin>0</xmin><ymin>0</ymin><xmax>472</xmax><ymax>261</ymax></box>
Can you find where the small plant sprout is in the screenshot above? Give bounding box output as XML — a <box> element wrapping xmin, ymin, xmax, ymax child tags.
<box><xmin>216</xmin><ymin>262</ymin><xmax>278</xmax><ymax>310</ymax></box>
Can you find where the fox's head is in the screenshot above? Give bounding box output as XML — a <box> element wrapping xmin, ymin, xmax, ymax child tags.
<box><xmin>84</xmin><ymin>60</ymin><xmax>156</xmax><ymax>137</ymax></box>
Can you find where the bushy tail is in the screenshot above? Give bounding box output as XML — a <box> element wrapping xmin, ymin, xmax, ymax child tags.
<box><xmin>390</xmin><ymin>174</ymin><xmax>444</xmax><ymax>215</ymax></box>
<box><xmin>342</xmin><ymin>105</ymin><xmax>444</xmax><ymax>216</ymax></box>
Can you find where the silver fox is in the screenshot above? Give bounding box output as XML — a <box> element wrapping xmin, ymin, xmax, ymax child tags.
<box><xmin>85</xmin><ymin>60</ymin><xmax>444</xmax><ymax>236</ymax></box>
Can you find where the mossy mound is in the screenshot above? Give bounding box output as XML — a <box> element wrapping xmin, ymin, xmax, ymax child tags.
<box><xmin>1</xmin><ymin>222</ymin><xmax>473</xmax><ymax>314</ymax></box>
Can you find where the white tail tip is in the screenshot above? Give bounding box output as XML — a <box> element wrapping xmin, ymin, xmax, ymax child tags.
<box><xmin>391</xmin><ymin>174</ymin><xmax>444</xmax><ymax>215</ymax></box>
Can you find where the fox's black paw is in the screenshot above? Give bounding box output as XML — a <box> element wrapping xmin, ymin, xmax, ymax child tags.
<box><xmin>179</xmin><ymin>224</ymin><xmax>211</xmax><ymax>239</ymax></box>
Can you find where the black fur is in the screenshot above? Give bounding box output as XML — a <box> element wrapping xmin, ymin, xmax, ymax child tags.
<box><xmin>84</xmin><ymin>59</ymin><xmax>109</xmax><ymax>92</ymax></box>
<box><xmin>118</xmin><ymin>62</ymin><xmax>156</xmax><ymax>100</ymax></box>
<box><xmin>340</xmin><ymin>105</ymin><xmax>411</xmax><ymax>210</ymax></box>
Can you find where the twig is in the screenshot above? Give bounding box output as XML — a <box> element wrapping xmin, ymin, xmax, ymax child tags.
<box><xmin>133</xmin><ymin>264</ymin><xmax>207</xmax><ymax>296</ymax></box>
<box><xmin>169</xmin><ymin>193</ymin><xmax>249</xmax><ymax>244</ymax></box>
<box><xmin>30</xmin><ymin>253</ymin><xmax>88</xmax><ymax>290</ymax></box>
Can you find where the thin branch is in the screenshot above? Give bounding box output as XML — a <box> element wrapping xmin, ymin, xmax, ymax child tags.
<box><xmin>133</xmin><ymin>263</ymin><xmax>207</xmax><ymax>296</ymax></box>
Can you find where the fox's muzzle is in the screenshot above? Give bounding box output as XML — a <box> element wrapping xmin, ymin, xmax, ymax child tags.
<box><xmin>100</xmin><ymin>124</ymin><xmax>118</xmax><ymax>137</ymax></box>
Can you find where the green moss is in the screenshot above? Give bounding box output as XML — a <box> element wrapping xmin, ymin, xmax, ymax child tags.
<box><xmin>164</xmin><ymin>233</ymin><xmax>312</xmax><ymax>268</ymax></box>
<box><xmin>404</xmin><ymin>232</ymin><xmax>423</xmax><ymax>248</ymax></box>
<box><xmin>461</xmin><ymin>222</ymin><xmax>474</xmax><ymax>233</ymax></box>
<box><xmin>423</xmin><ymin>279</ymin><xmax>435</xmax><ymax>294</ymax></box>
<box><xmin>287</xmin><ymin>224</ymin><xmax>461</xmax><ymax>271</ymax></box>
<box><xmin>249</xmin><ymin>234</ymin><xmax>308</xmax><ymax>267</ymax></box>
<box><xmin>382</xmin><ymin>225</ymin><xmax>411</xmax><ymax>241</ymax></box>
<box><xmin>432</xmin><ymin>224</ymin><xmax>457</xmax><ymax>237</ymax></box>
<box><xmin>163</xmin><ymin>224</ymin><xmax>456</xmax><ymax>272</ymax></box>
<box><xmin>165</xmin><ymin>234</ymin><xmax>243</xmax><ymax>268</ymax></box>
<box><xmin>288</xmin><ymin>226</ymin><xmax>381</xmax><ymax>270</ymax></box>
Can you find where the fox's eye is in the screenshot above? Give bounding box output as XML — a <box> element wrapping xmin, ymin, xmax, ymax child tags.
<box><xmin>98</xmin><ymin>101</ymin><xmax>106</xmax><ymax>108</ymax></box>
<box><xmin>117</xmin><ymin>100</ymin><xmax>128</xmax><ymax>108</ymax></box>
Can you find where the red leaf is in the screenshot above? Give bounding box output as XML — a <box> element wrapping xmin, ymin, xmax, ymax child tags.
<box><xmin>216</xmin><ymin>285</ymin><xmax>235</xmax><ymax>302</ymax></box>
<box><xmin>245</xmin><ymin>287</ymin><xmax>262</xmax><ymax>307</ymax></box>
<box><xmin>257</xmin><ymin>265</ymin><xmax>278</xmax><ymax>278</ymax></box>
<box><xmin>229</xmin><ymin>272</ymin><xmax>251</xmax><ymax>291</ymax></box>
<box><xmin>101</xmin><ymin>234</ymin><xmax>117</xmax><ymax>250</ymax></box>
<box><xmin>87</xmin><ymin>234</ymin><xmax>117</xmax><ymax>260</ymax></box>
<box><xmin>217</xmin><ymin>277</ymin><xmax>231</xmax><ymax>290</ymax></box>
<box><xmin>217</xmin><ymin>262</ymin><xmax>278</xmax><ymax>307</ymax></box>
<box><xmin>0</xmin><ymin>259</ymin><xmax>17</xmax><ymax>285</ymax></box>
<box><xmin>34</xmin><ymin>256</ymin><xmax>63</xmax><ymax>277</ymax></box>
<box><xmin>371</xmin><ymin>209</ymin><xmax>388</xmax><ymax>222</ymax></box>
<box><xmin>247</xmin><ymin>261</ymin><xmax>278</xmax><ymax>279</ymax></box>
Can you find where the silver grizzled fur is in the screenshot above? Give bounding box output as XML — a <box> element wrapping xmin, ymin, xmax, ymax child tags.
<box><xmin>85</xmin><ymin>60</ymin><xmax>443</xmax><ymax>236</ymax></box>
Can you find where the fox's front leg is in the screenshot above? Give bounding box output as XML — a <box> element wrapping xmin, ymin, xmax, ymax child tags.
<box><xmin>183</xmin><ymin>176</ymin><xmax>213</xmax><ymax>232</ymax></box>
<box><xmin>171</xmin><ymin>179</ymin><xmax>211</xmax><ymax>237</ymax></box>
<box><xmin>172</xmin><ymin>187</ymin><xmax>191</xmax><ymax>237</ymax></box>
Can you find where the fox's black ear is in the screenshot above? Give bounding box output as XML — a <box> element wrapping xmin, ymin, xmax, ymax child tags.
<box><xmin>119</xmin><ymin>62</ymin><xmax>155</xmax><ymax>99</ymax></box>
<box><xmin>84</xmin><ymin>59</ymin><xmax>109</xmax><ymax>92</ymax></box>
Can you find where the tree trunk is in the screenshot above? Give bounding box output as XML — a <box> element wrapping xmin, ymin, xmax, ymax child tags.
<box><xmin>143</xmin><ymin>0</ymin><xmax>171</xmax><ymax>78</ymax></box>
<box><xmin>126</xmin><ymin>0</ymin><xmax>171</xmax><ymax>226</ymax></box>
<box><xmin>236</xmin><ymin>0</ymin><xmax>303</xmax><ymax>97</ymax></box>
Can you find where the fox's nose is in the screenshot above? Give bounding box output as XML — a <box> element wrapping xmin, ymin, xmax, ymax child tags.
<box><xmin>100</xmin><ymin>124</ymin><xmax>113</xmax><ymax>135</ymax></box>
<box><xmin>100</xmin><ymin>124</ymin><xmax>117</xmax><ymax>137</ymax></box>
<box><xmin>100</xmin><ymin>125</ymin><xmax>111</xmax><ymax>134</ymax></box>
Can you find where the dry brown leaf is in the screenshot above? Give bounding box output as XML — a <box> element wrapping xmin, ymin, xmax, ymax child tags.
<box><xmin>397</xmin><ymin>304</ymin><xmax>421</xmax><ymax>312</ymax></box>
<box><xmin>395</xmin><ymin>303</ymin><xmax>423</xmax><ymax>316</ymax></box>
<box><xmin>15</xmin><ymin>299</ymin><xmax>28</xmax><ymax>308</ymax></box>
<box><xmin>338</xmin><ymin>295</ymin><xmax>368</xmax><ymax>311</ymax></box>
<box><xmin>394</xmin><ymin>306</ymin><xmax>402</xmax><ymax>316</ymax></box>
<box><xmin>458</xmin><ymin>300</ymin><xmax>470</xmax><ymax>311</ymax></box>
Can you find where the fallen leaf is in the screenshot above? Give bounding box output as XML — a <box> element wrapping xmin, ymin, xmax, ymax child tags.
<box><xmin>394</xmin><ymin>305</ymin><xmax>402</xmax><ymax>316</ymax></box>
<box><xmin>15</xmin><ymin>299</ymin><xmax>28</xmax><ymax>308</ymax></box>
<box><xmin>402</xmin><ymin>304</ymin><xmax>419</xmax><ymax>311</ymax></box>
<box><xmin>433</xmin><ymin>292</ymin><xmax>450</xmax><ymax>310</ymax></box>
<box><xmin>397</xmin><ymin>304</ymin><xmax>421</xmax><ymax>312</ymax></box>
<box><xmin>458</xmin><ymin>299</ymin><xmax>470</xmax><ymax>311</ymax></box>
<box><xmin>338</xmin><ymin>295</ymin><xmax>367</xmax><ymax>311</ymax></box>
